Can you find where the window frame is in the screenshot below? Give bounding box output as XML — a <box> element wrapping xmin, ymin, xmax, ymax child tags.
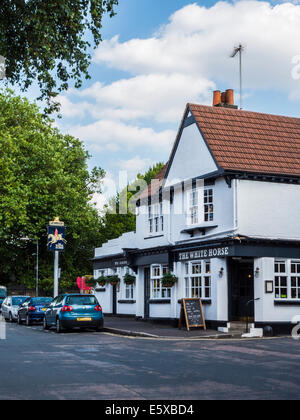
<box><xmin>148</xmin><ymin>202</ymin><xmax>164</xmax><ymax>235</ymax></box>
<box><xmin>186</xmin><ymin>188</ymin><xmax>214</xmax><ymax>226</ymax></box>
<box><xmin>122</xmin><ymin>266</ymin><xmax>136</xmax><ymax>301</ymax></box>
<box><xmin>184</xmin><ymin>260</ymin><xmax>212</xmax><ymax>300</ymax></box>
<box><xmin>274</xmin><ymin>259</ymin><xmax>300</xmax><ymax>301</ymax></box>
<box><xmin>150</xmin><ymin>264</ymin><xmax>171</xmax><ymax>300</ymax></box>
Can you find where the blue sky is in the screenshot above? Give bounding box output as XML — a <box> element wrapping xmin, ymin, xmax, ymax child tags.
<box><xmin>50</xmin><ymin>0</ymin><xmax>300</xmax><ymax>207</ymax></box>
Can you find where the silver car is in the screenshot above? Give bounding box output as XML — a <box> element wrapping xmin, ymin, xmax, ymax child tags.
<box><xmin>2</xmin><ymin>296</ymin><xmax>29</xmax><ymax>322</ymax></box>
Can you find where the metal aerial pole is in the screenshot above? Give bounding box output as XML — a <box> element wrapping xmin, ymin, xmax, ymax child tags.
<box><xmin>231</xmin><ymin>44</ymin><xmax>244</xmax><ymax>110</ymax></box>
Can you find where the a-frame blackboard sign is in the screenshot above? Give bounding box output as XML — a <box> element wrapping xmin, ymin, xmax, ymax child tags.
<box><xmin>179</xmin><ymin>298</ymin><xmax>206</xmax><ymax>332</ymax></box>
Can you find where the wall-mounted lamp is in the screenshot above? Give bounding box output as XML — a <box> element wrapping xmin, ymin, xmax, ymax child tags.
<box><xmin>219</xmin><ymin>267</ymin><xmax>224</xmax><ymax>278</ymax></box>
<box><xmin>255</xmin><ymin>267</ymin><xmax>260</xmax><ymax>278</ymax></box>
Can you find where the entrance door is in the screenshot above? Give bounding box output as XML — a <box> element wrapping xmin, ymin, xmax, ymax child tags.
<box><xmin>229</xmin><ymin>259</ymin><xmax>254</xmax><ymax>321</ymax></box>
<box><xmin>144</xmin><ymin>267</ymin><xmax>151</xmax><ymax>319</ymax></box>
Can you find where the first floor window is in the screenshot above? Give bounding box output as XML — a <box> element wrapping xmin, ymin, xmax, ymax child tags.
<box><xmin>148</xmin><ymin>203</ymin><xmax>164</xmax><ymax>235</ymax></box>
<box><xmin>151</xmin><ymin>264</ymin><xmax>171</xmax><ymax>299</ymax></box>
<box><xmin>274</xmin><ymin>260</ymin><xmax>300</xmax><ymax>300</ymax></box>
<box><xmin>185</xmin><ymin>260</ymin><xmax>211</xmax><ymax>299</ymax></box>
<box><xmin>187</xmin><ymin>188</ymin><xmax>214</xmax><ymax>226</ymax></box>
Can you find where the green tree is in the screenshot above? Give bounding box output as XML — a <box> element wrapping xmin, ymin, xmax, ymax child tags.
<box><xmin>0</xmin><ymin>89</ymin><xmax>105</xmax><ymax>292</ymax></box>
<box><xmin>0</xmin><ymin>0</ymin><xmax>118</xmax><ymax>113</ymax></box>
<box><xmin>100</xmin><ymin>162</ymin><xmax>165</xmax><ymax>242</ymax></box>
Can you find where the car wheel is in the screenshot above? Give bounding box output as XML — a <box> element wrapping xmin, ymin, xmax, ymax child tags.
<box><xmin>43</xmin><ymin>317</ymin><xmax>50</xmax><ymax>331</ymax></box>
<box><xmin>17</xmin><ymin>314</ymin><xmax>22</xmax><ymax>325</ymax></box>
<box><xmin>9</xmin><ymin>313</ymin><xmax>13</xmax><ymax>323</ymax></box>
<box><xmin>56</xmin><ymin>318</ymin><xmax>63</xmax><ymax>334</ymax></box>
<box><xmin>26</xmin><ymin>315</ymin><xmax>31</xmax><ymax>326</ymax></box>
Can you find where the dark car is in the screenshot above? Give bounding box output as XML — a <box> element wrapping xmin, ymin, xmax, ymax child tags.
<box><xmin>17</xmin><ymin>297</ymin><xmax>53</xmax><ymax>326</ymax></box>
<box><xmin>43</xmin><ymin>294</ymin><xmax>104</xmax><ymax>333</ymax></box>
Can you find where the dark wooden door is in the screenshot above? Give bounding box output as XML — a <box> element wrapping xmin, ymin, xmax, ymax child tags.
<box><xmin>229</xmin><ymin>259</ymin><xmax>254</xmax><ymax>321</ymax></box>
<box><xmin>144</xmin><ymin>267</ymin><xmax>150</xmax><ymax>319</ymax></box>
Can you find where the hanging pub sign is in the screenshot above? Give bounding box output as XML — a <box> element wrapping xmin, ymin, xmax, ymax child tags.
<box><xmin>179</xmin><ymin>298</ymin><xmax>206</xmax><ymax>332</ymax></box>
<box><xmin>47</xmin><ymin>218</ymin><xmax>66</xmax><ymax>252</ymax></box>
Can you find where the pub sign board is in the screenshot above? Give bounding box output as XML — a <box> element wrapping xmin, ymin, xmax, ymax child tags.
<box><xmin>177</xmin><ymin>246</ymin><xmax>231</xmax><ymax>262</ymax></box>
<box><xmin>179</xmin><ymin>298</ymin><xmax>206</xmax><ymax>332</ymax></box>
<box><xmin>47</xmin><ymin>225</ymin><xmax>66</xmax><ymax>252</ymax></box>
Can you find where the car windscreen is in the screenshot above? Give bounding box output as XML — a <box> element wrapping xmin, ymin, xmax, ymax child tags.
<box><xmin>66</xmin><ymin>296</ymin><xmax>98</xmax><ymax>306</ymax></box>
<box><xmin>31</xmin><ymin>298</ymin><xmax>52</xmax><ymax>306</ymax></box>
<box><xmin>12</xmin><ymin>297</ymin><xmax>28</xmax><ymax>306</ymax></box>
<box><xmin>0</xmin><ymin>290</ymin><xmax>6</xmax><ymax>298</ymax></box>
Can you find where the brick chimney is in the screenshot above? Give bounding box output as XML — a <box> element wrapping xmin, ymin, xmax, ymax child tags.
<box><xmin>213</xmin><ymin>89</ymin><xmax>238</xmax><ymax>109</ymax></box>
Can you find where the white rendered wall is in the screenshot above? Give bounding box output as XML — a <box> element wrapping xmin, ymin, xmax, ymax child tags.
<box><xmin>171</xmin><ymin>177</ymin><xmax>235</xmax><ymax>244</ymax></box>
<box><xmin>238</xmin><ymin>180</ymin><xmax>300</xmax><ymax>240</ymax></box>
<box><xmin>165</xmin><ymin>123</ymin><xmax>218</xmax><ymax>187</ymax></box>
<box><xmin>254</xmin><ymin>258</ymin><xmax>300</xmax><ymax>323</ymax></box>
<box><xmin>95</xmin><ymin>287</ymin><xmax>112</xmax><ymax>314</ymax></box>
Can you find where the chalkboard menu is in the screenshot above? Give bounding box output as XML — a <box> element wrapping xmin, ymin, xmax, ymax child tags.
<box><xmin>179</xmin><ymin>298</ymin><xmax>206</xmax><ymax>332</ymax></box>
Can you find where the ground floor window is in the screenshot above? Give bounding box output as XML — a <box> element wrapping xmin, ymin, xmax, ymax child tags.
<box><xmin>125</xmin><ymin>283</ymin><xmax>134</xmax><ymax>300</ymax></box>
<box><xmin>151</xmin><ymin>264</ymin><xmax>171</xmax><ymax>299</ymax></box>
<box><xmin>275</xmin><ymin>260</ymin><xmax>300</xmax><ymax>300</ymax></box>
<box><xmin>122</xmin><ymin>267</ymin><xmax>136</xmax><ymax>300</ymax></box>
<box><xmin>184</xmin><ymin>260</ymin><xmax>211</xmax><ymax>299</ymax></box>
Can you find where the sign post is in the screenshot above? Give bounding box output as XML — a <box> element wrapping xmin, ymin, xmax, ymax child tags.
<box><xmin>47</xmin><ymin>218</ymin><xmax>66</xmax><ymax>297</ymax></box>
<box><xmin>179</xmin><ymin>298</ymin><xmax>206</xmax><ymax>332</ymax></box>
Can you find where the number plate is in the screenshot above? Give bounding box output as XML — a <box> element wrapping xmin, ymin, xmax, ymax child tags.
<box><xmin>77</xmin><ymin>318</ymin><xmax>92</xmax><ymax>322</ymax></box>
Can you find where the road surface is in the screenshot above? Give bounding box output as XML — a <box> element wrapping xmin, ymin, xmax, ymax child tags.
<box><xmin>0</xmin><ymin>320</ymin><xmax>299</xmax><ymax>400</ymax></box>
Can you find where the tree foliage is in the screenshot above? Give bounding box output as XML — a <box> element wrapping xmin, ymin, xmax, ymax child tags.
<box><xmin>0</xmin><ymin>0</ymin><xmax>118</xmax><ymax>113</ymax></box>
<box><xmin>100</xmin><ymin>162</ymin><xmax>165</xmax><ymax>243</ymax></box>
<box><xmin>0</xmin><ymin>89</ymin><xmax>105</xmax><ymax>291</ymax></box>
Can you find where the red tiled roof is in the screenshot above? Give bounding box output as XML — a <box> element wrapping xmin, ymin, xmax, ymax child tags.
<box><xmin>189</xmin><ymin>104</ymin><xmax>300</xmax><ymax>176</ymax></box>
<box><xmin>139</xmin><ymin>164</ymin><xmax>168</xmax><ymax>201</ymax></box>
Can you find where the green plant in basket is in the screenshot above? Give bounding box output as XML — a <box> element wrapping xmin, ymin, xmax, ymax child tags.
<box><xmin>123</xmin><ymin>273</ymin><xmax>136</xmax><ymax>285</ymax></box>
<box><xmin>161</xmin><ymin>272</ymin><xmax>178</xmax><ymax>288</ymax></box>
<box><xmin>108</xmin><ymin>275</ymin><xmax>121</xmax><ymax>286</ymax></box>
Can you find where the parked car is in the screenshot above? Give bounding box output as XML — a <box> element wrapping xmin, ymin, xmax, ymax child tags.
<box><xmin>17</xmin><ymin>297</ymin><xmax>53</xmax><ymax>326</ymax></box>
<box><xmin>0</xmin><ymin>286</ymin><xmax>7</xmax><ymax>312</ymax></box>
<box><xmin>43</xmin><ymin>294</ymin><xmax>104</xmax><ymax>333</ymax></box>
<box><xmin>2</xmin><ymin>296</ymin><xmax>29</xmax><ymax>322</ymax></box>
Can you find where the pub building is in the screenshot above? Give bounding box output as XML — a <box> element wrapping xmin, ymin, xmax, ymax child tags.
<box><xmin>93</xmin><ymin>89</ymin><xmax>300</xmax><ymax>335</ymax></box>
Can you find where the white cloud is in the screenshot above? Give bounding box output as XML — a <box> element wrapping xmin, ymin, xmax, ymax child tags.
<box><xmin>91</xmin><ymin>171</ymin><xmax>117</xmax><ymax>212</ymax></box>
<box><xmin>59</xmin><ymin>1</ymin><xmax>300</xmax><ymax>162</ymax></box>
<box><xmin>116</xmin><ymin>155</ymin><xmax>153</xmax><ymax>180</ymax></box>
<box><xmin>62</xmin><ymin>73</ymin><xmax>215</xmax><ymax>124</ymax></box>
<box><xmin>93</xmin><ymin>1</ymin><xmax>300</xmax><ymax>92</ymax></box>
<box><xmin>68</xmin><ymin>119</ymin><xmax>175</xmax><ymax>153</ymax></box>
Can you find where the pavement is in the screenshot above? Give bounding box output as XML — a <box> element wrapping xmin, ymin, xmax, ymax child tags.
<box><xmin>0</xmin><ymin>320</ymin><xmax>299</xmax><ymax>400</ymax></box>
<box><xmin>103</xmin><ymin>316</ymin><xmax>239</xmax><ymax>339</ymax></box>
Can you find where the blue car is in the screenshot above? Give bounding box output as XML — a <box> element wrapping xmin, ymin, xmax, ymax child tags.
<box><xmin>43</xmin><ymin>294</ymin><xmax>104</xmax><ymax>333</ymax></box>
<box><xmin>17</xmin><ymin>297</ymin><xmax>53</xmax><ymax>326</ymax></box>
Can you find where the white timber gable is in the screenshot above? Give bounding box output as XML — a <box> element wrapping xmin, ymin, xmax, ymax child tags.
<box><xmin>165</xmin><ymin>122</ymin><xmax>218</xmax><ymax>188</ymax></box>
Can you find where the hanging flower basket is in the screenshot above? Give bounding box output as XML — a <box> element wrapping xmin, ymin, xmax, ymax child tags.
<box><xmin>108</xmin><ymin>275</ymin><xmax>121</xmax><ymax>286</ymax></box>
<box><xmin>84</xmin><ymin>275</ymin><xmax>97</xmax><ymax>288</ymax></box>
<box><xmin>98</xmin><ymin>276</ymin><xmax>108</xmax><ymax>287</ymax></box>
<box><xmin>161</xmin><ymin>272</ymin><xmax>178</xmax><ymax>288</ymax></box>
<box><xmin>123</xmin><ymin>273</ymin><xmax>136</xmax><ymax>285</ymax></box>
